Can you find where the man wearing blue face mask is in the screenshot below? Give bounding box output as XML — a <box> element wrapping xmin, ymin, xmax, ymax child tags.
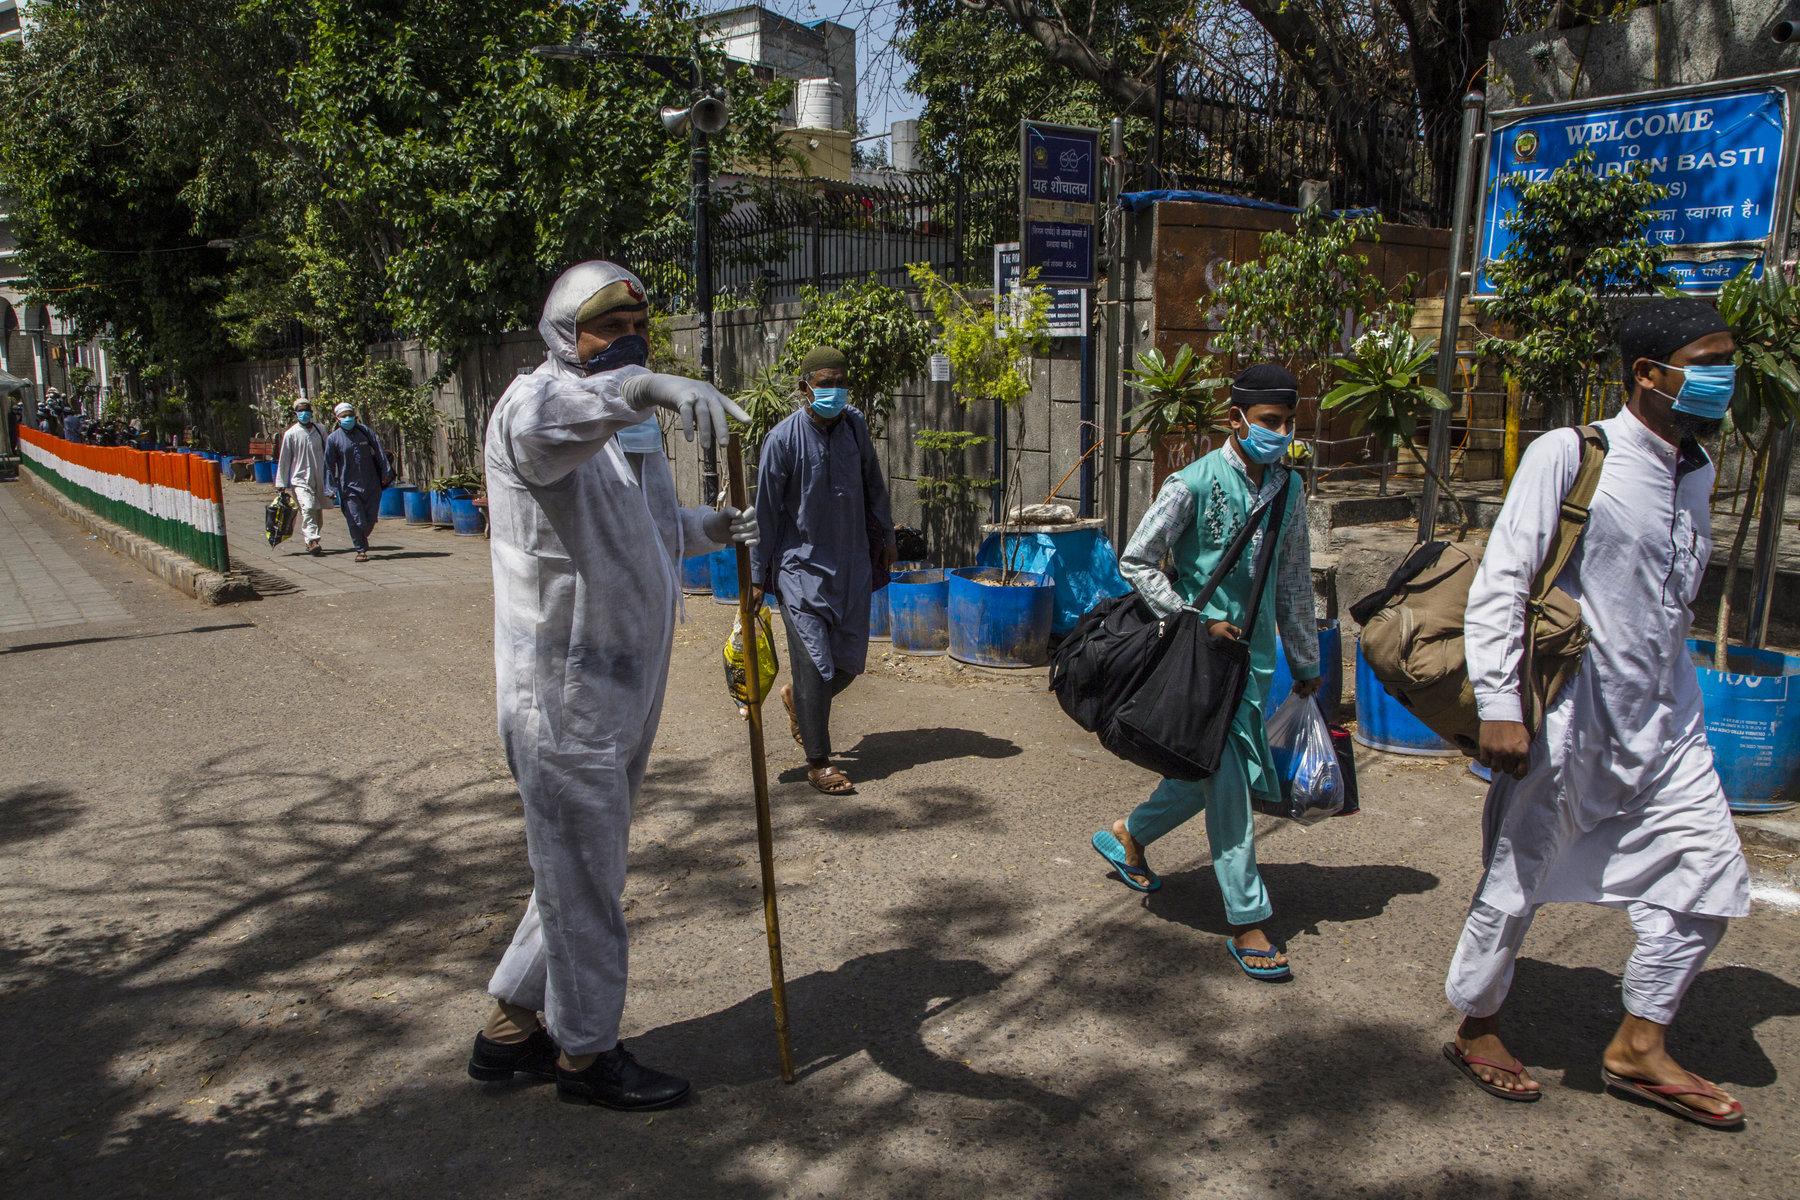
<box><xmin>1092</xmin><ymin>363</ymin><xmax>1318</xmax><ymax>981</ymax></box>
<box><xmin>750</xmin><ymin>344</ymin><xmax>896</xmax><ymax>796</ymax></box>
<box><xmin>323</xmin><ymin>400</ymin><xmax>393</xmax><ymax>562</ymax></box>
<box><xmin>275</xmin><ymin>397</ymin><xmax>328</xmax><ymax>555</ymax></box>
<box><xmin>1445</xmin><ymin>298</ymin><xmax>1749</xmax><ymax>1128</ymax></box>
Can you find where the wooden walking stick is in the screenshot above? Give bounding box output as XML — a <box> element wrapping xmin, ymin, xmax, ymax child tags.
<box><xmin>725</xmin><ymin>432</ymin><xmax>796</xmax><ymax>1083</ymax></box>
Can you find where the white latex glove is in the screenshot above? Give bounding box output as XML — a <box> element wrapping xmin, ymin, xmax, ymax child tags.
<box><xmin>705</xmin><ymin>505</ymin><xmax>758</xmax><ymax>547</ymax></box>
<box><xmin>621</xmin><ymin>373</ymin><xmax>748</xmax><ymax>450</ymax></box>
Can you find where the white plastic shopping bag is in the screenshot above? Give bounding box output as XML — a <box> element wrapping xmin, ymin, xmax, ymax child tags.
<box><xmin>1263</xmin><ymin>693</ymin><xmax>1345</xmax><ymax>824</ymax></box>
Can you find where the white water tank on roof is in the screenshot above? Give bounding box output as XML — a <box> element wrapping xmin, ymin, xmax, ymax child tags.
<box><xmin>795</xmin><ymin>77</ymin><xmax>844</xmax><ymax>130</ymax></box>
<box><xmin>890</xmin><ymin>119</ymin><xmax>921</xmax><ymax>172</ymax></box>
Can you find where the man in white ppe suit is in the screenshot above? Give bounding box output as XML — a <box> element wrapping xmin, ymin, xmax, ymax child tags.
<box><xmin>468</xmin><ymin>261</ymin><xmax>754</xmax><ymax>1111</ymax></box>
<box><xmin>1443</xmin><ymin>298</ymin><xmax>1750</xmax><ymax>1128</ymax></box>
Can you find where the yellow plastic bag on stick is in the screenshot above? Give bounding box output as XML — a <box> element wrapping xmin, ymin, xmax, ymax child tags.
<box><xmin>724</xmin><ymin>606</ymin><xmax>780</xmax><ymax>709</ymax></box>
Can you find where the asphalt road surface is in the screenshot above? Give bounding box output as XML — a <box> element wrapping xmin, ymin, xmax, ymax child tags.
<box><xmin>3</xmin><ymin>476</ymin><xmax>1796</xmax><ymax>1199</ymax></box>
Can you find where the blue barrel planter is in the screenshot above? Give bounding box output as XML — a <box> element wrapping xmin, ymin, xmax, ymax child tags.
<box><xmin>890</xmin><ymin>568</ymin><xmax>950</xmax><ymax>656</ymax></box>
<box><xmin>947</xmin><ymin>567</ymin><xmax>1055</xmax><ymax>669</ymax></box>
<box><xmin>379</xmin><ymin>485</ymin><xmax>412</xmax><ymax>519</ymax></box>
<box><xmin>217</xmin><ymin>456</ymin><xmax>235</xmax><ymax>475</ymax></box>
<box><xmin>975</xmin><ymin>522</ymin><xmax>1131</xmax><ymax>637</ymax></box>
<box><xmin>870</xmin><ymin>585</ymin><xmax>891</xmax><ymax>640</ymax></box>
<box><xmin>403</xmin><ymin>488</ymin><xmax>433</xmax><ymax>524</ymax></box>
<box><xmin>681</xmin><ymin>553</ymin><xmax>713</xmax><ymax>595</ymax></box>
<box><xmin>710</xmin><ymin>547</ymin><xmax>740</xmax><ymax>604</ymax></box>
<box><xmin>1264</xmin><ymin>620</ymin><xmax>1345</xmax><ymax>720</ymax></box>
<box><xmin>1353</xmin><ymin>641</ymin><xmax>1459</xmax><ymax>757</ymax></box>
<box><xmin>252</xmin><ymin>460</ymin><xmax>277</xmax><ymax>485</ymax></box>
<box><xmin>430</xmin><ymin>488</ymin><xmax>453</xmax><ymax>526</ymax></box>
<box><xmin>1691</xmin><ymin>639</ymin><xmax>1800</xmax><ymax>814</ymax></box>
<box><xmin>1471</xmin><ymin>760</ymin><xmax>1493</xmax><ymax>783</ymax></box>
<box><xmin>450</xmin><ymin>496</ymin><xmax>485</xmax><ymax>536</ymax></box>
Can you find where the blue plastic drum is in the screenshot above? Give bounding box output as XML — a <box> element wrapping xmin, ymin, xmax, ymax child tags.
<box><xmin>403</xmin><ymin>488</ymin><xmax>432</xmax><ymax>524</ymax></box>
<box><xmin>870</xmin><ymin>584</ymin><xmax>891</xmax><ymax>640</ymax></box>
<box><xmin>947</xmin><ymin>567</ymin><xmax>1054</xmax><ymax>668</ymax></box>
<box><xmin>1353</xmin><ymin>641</ymin><xmax>1459</xmax><ymax>756</ymax></box>
<box><xmin>379</xmin><ymin>485</ymin><xmax>410</xmax><ymax>519</ymax></box>
<box><xmin>1690</xmin><ymin>639</ymin><xmax>1800</xmax><ymax>813</ymax></box>
<box><xmin>450</xmin><ymin>496</ymin><xmax>485</xmax><ymax>536</ymax></box>
<box><xmin>681</xmin><ymin>553</ymin><xmax>713</xmax><ymax>594</ymax></box>
<box><xmin>1264</xmin><ymin>620</ymin><xmax>1345</xmax><ymax>720</ymax></box>
<box><xmin>252</xmin><ymin>460</ymin><xmax>277</xmax><ymax>485</ymax></box>
<box><xmin>975</xmin><ymin>525</ymin><xmax>1130</xmax><ymax>637</ymax></box>
<box><xmin>709</xmin><ymin>547</ymin><xmax>740</xmax><ymax>604</ymax></box>
<box><xmin>890</xmin><ymin>568</ymin><xmax>949</xmax><ymax>656</ymax></box>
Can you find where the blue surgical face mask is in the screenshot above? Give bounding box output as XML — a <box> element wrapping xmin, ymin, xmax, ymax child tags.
<box><xmin>615</xmin><ymin>419</ymin><xmax>664</xmax><ymax>455</ymax></box>
<box><xmin>1237</xmin><ymin>419</ymin><xmax>1294</xmax><ymax>465</ymax></box>
<box><xmin>809</xmin><ymin>387</ymin><xmax>849</xmax><ymax>419</ymax></box>
<box><xmin>1654</xmin><ymin>360</ymin><xmax>1737</xmax><ymax>421</ymax></box>
<box><xmin>583</xmin><ymin>333</ymin><xmax>649</xmax><ymax>374</ymax></box>
<box><xmin>339</xmin><ymin>416</ymin><xmax>356</xmax><ymax>430</ymax></box>
<box><xmin>296</xmin><ymin>411</ymin><xmax>312</xmax><ymax>425</ymax></box>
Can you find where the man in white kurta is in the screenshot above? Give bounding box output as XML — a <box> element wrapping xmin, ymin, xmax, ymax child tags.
<box><xmin>1447</xmin><ymin>299</ymin><xmax>1750</xmax><ymax>1127</ymax></box>
<box><xmin>274</xmin><ymin>399</ymin><xmax>328</xmax><ymax>553</ymax></box>
<box><xmin>468</xmin><ymin>261</ymin><xmax>753</xmax><ymax>1112</ymax></box>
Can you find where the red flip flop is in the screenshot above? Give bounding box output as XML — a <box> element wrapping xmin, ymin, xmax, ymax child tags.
<box><xmin>1443</xmin><ymin>1042</ymin><xmax>1542</xmax><ymax>1102</ymax></box>
<box><xmin>1601</xmin><ymin>1068</ymin><xmax>1745</xmax><ymax>1129</ymax></box>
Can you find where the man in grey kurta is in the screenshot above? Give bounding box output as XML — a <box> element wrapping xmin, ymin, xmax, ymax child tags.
<box><xmin>751</xmin><ymin>345</ymin><xmax>895</xmax><ymax>795</ymax></box>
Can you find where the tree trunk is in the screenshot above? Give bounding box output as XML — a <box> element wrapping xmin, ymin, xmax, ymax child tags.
<box><xmin>1713</xmin><ymin>434</ymin><xmax>1770</xmax><ymax>669</ymax></box>
<box><xmin>1402</xmin><ymin>439</ymin><xmax>1468</xmax><ymax>533</ymax></box>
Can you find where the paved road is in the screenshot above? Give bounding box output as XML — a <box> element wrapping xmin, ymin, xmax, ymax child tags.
<box><xmin>2</xmin><ymin>475</ymin><xmax>1796</xmax><ymax>1199</ymax></box>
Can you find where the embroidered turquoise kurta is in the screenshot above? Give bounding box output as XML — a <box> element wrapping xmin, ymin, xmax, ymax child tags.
<box><xmin>1163</xmin><ymin>452</ymin><xmax>1305</xmax><ymax>799</ymax></box>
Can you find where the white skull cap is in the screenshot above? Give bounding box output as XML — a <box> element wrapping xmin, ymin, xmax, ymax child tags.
<box><xmin>538</xmin><ymin>261</ymin><xmax>646</xmax><ymax>366</ymax></box>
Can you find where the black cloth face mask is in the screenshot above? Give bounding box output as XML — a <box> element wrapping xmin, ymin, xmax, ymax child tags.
<box><xmin>583</xmin><ymin>333</ymin><xmax>649</xmax><ymax>373</ymax></box>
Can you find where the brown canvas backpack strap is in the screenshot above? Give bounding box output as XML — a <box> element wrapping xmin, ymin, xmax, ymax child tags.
<box><xmin>1519</xmin><ymin>424</ymin><xmax>1607</xmax><ymax>729</ymax></box>
<box><xmin>1527</xmin><ymin>425</ymin><xmax>1608</xmax><ymax>604</ymax></box>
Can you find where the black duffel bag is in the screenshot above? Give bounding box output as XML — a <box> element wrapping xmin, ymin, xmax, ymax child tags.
<box><xmin>1079</xmin><ymin>475</ymin><xmax>1290</xmax><ymax>781</ymax></box>
<box><xmin>1048</xmin><ymin>590</ymin><xmax>1165</xmax><ymax>733</ymax></box>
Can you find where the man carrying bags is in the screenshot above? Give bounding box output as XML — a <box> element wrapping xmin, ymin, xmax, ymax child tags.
<box><xmin>1089</xmin><ymin>364</ymin><xmax>1319</xmax><ymax>981</ymax></box>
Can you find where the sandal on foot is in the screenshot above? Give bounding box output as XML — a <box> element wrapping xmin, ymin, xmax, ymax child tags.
<box><xmin>1090</xmin><ymin>830</ymin><xmax>1160</xmax><ymax>893</ymax></box>
<box><xmin>808</xmin><ymin>765</ymin><xmax>855</xmax><ymax>795</ymax></box>
<box><xmin>1443</xmin><ymin>1042</ymin><xmax>1541</xmax><ymax>1102</ymax></box>
<box><xmin>1601</xmin><ymin>1068</ymin><xmax>1744</xmax><ymax>1129</ymax></box>
<box><xmin>1226</xmin><ymin>937</ymin><xmax>1291</xmax><ymax>982</ymax></box>
<box><xmin>780</xmin><ymin>686</ymin><xmax>803</xmax><ymax>747</ymax></box>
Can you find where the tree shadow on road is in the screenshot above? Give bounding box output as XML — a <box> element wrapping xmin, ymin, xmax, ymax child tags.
<box><xmin>774</xmin><ymin>726</ymin><xmax>1022</xmax><ymax>788</ymax></box>
<box><xmin>0</xmin><ymin>782</ymin><xmax>82</xmax><ymax>846</ymax></box>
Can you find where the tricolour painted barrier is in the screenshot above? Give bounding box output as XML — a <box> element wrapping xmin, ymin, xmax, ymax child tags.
<box><xmin>19</xmin><ymin>427</ymin><xmax>230</xmax><ymax>572</ymax></box>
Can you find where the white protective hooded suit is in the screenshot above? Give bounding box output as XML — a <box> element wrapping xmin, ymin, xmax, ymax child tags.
<box><xmin>485</xmin><ymin>261</ymin><xmax>724</xmax><ymax>1055</ymax></box>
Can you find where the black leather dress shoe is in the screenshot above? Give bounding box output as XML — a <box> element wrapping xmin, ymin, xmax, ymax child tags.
<box><xmin>468</xmin><ymin>1028</ymin><xmax>559</xmax><ymax>1082</ymax></box>
<box><xmin>555</xmin><ymin>1042</ymin><xmax>691</xmax><ymax>1111</ymax></box>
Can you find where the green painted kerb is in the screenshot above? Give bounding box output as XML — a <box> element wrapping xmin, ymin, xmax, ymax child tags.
<box><xmin>22</xmin><ymin>457</ymin><xmax>230</xmax><ymax>573</ymax></box>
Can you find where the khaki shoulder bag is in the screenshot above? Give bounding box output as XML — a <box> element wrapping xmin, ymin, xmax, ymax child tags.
<box><xmin>1350</xmin><ymin>426</ymin><xmax>1608</xmax><ymax>754</ymax></box>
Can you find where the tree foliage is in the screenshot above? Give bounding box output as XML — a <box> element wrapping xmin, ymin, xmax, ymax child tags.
<box><xmin>1476</xmin><ymin>149</ymin><xmax>1669</xmax><ymax>422</ymax></box>
<box><xmin>776</xmin><ymin>281</ymin><xmax>933</xmax><ymax>428</ymax></box>
<box><xmin>0</xmin><ymin>0</ymin><xmax>787</xmax><ymax>385</ymax></box>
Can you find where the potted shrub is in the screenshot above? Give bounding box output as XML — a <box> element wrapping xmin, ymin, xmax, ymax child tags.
<box><xmin>1321</xmin><ymin>320</ymin><xmax>1462</xmax><ymax>523</ymax></box>
<box><xmin>1691</xmin><ymin>268</ymin><xmax>1800</xmax><ymax>813</ymax></box>
<box><xmin>908</xmin><ymin>262</ymin><xmax>1055</xmax><ymax>667</ymax></box>
<box><xmin>1122</xmin><ymin>344</ymin><xmax>1230</xmax><ymax>487</ymax></box>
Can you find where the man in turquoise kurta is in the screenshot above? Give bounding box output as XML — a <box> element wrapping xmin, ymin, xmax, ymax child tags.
<box><xmin>1092</xmin><ymin>364</ymin><xmax>1319</xmax><ymax>980</ymax></box>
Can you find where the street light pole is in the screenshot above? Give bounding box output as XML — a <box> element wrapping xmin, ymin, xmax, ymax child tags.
<box><xmin>690</xmin><ymin>40</ymin><xmax>720</xmax><ymax>505</ymax></box>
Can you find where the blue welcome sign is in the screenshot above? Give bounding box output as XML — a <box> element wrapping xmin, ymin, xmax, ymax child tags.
<box><xmin>1475</xmin><ymin>85</ymin><xmax>1792</xmax><ymax>296</ymax></box>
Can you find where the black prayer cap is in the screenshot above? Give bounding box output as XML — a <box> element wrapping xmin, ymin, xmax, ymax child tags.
<box><xmin>1617</xmin><ymin>298</ymin><xmax>1729</xmax><ymax>369</ymax></box>
<box><xmin>1230</xmin><ymin>363</ymin><xmax>1300</xmax><ymax>408</ymax></box>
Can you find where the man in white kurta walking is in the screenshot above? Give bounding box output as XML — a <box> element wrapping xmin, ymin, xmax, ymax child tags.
<box><xmin>1445</xmin><ymin>299</ymin><xmax>1751</xmax><ymax>1128</ymax></box>
<box><xmin>468</xmin><ymin>261</ymin><xmax>755</xmax><ymax>1112</ymax></box>
<box><xmin>274</xmin><ymin>398</ymin><xmax>328</xmax><ymax>554</ymax></box>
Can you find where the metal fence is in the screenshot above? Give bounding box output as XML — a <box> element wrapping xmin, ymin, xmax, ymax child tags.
<box><xmin>1144</xmin><ymin>65</ymin><xmax>1460</xmax><ymax>226</ymax></box>
<box><xmin>625</xmin><ymin>168</ymin><xmax>1018</xmax><ymax>312</ymax></box>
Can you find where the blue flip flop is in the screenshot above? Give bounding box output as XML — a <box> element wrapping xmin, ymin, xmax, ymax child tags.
<box><xmin>1091</xmin><ymin>829</ymin><xmax>1161</xmax><ymax>893</ymax></box>
<box><xmin>1226</xmin><ymin>938</ymin><xmax>1292</xmax><ymax>982</ymax></box>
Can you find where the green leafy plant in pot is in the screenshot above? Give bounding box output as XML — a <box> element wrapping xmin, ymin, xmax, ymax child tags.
<box><xmin>1122</xmin><ymin>344</ymin><xmax>1229</xmax><ymax>483</ymax></box>
<box><xmin>1323</xmin><ymin>322</ymin><xmax>1462</xmax><ymax>524</ymax></box>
